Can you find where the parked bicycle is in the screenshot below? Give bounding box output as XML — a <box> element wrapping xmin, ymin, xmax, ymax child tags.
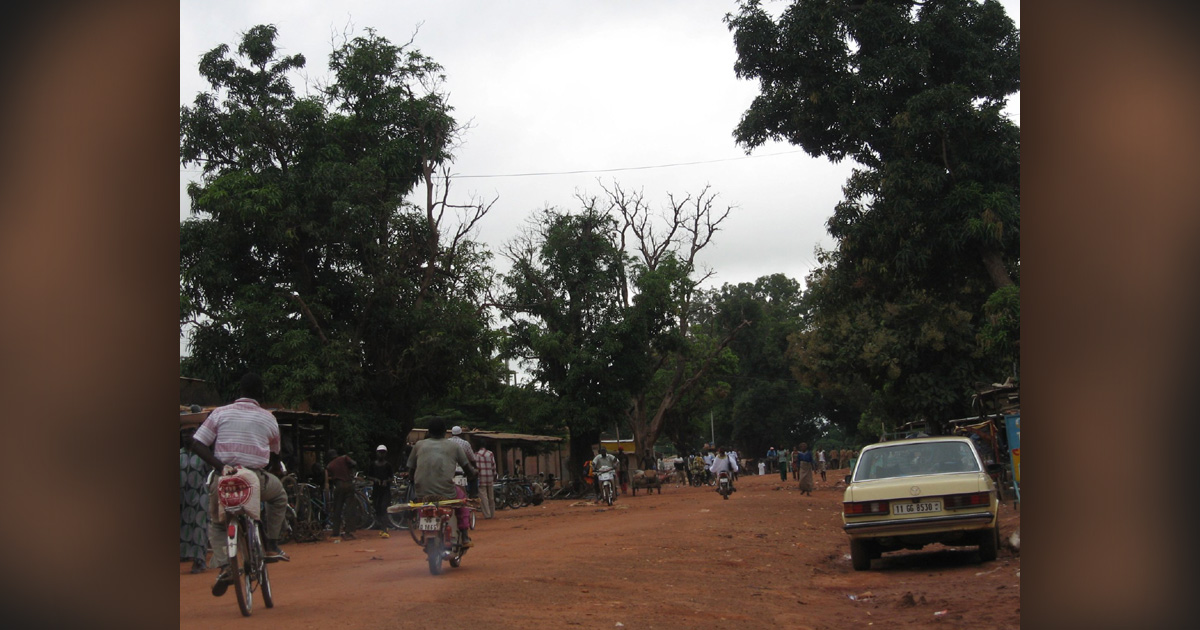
<box><xmin>387</xmin><ymin>472</ymin><xmax>415</xmax><ymax>529</ymax></box>
<box><xmin>493</xmin><ymin>474</ymin><xmax>526</xmax><ymax>509</ymax></box>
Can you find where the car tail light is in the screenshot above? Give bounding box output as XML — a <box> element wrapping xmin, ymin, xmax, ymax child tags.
<box><xmin>944</xmin><ymin>492</ymin><xmax>991</xmax><ymax>510</ymax></box>
<box><xmin>844</xmin><ymin>500</ymin><xmax>890</xmax><ymax>516</ymax></box>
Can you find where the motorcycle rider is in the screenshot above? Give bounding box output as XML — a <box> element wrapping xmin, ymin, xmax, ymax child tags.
<box><xmin>591</xmin><ymin>446</ymin><xmax>620</xmax><ymax>501</ymax></box>
<box><xmin>407</xmin><ymin>418</ymin><xmax>478</xmax><ymax>546</ymax></box>
<box><xmin>708</xmin><ymin>447</ymin><xmax>739</xmax><ymax>493</ymax></box>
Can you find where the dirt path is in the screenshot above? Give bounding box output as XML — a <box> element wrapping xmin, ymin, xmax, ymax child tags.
<box><xmin>180</xmin><ymin>470</ymin><xmax>1020</xmax><ymax>629</ymax></box>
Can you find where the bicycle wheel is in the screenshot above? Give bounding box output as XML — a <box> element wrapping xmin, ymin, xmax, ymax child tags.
<box><xmin>351</xmin><ymin>492</ymin><xmax>372</xmax><ymax>532</ymax></box>
<box><xmin>255</xmin><ymin>522</ymin><xmax>274</xmax><ymax>608</ymax></box>
<box><xmin>506</xmin><ymin>486</ymin><xmax>524</xmax><ymax>509</ymax></box>
<box><xmin>388</xmin><ymin>503</ymin><xmax>413</xmax><ymax>529</ymax></box>
<box><xmin>339</xmin><ymin>492</ymin><xmax>367</xmax><ymax>534</ymax></box>
<box><xmin>233</xmin><ymin>522</ymin><xmax>252</xmax><ymax>616</ymax></box>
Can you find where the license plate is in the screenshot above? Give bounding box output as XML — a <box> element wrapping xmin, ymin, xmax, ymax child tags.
<box><xmin>893</xmin><ymin>500</ymin><xmax>941</xmax><ymax>515</ymax></box>
<box><xmin>419</xmin><ymin>517</ymin><xmax>440</xmax><ymax>531</ymax></box>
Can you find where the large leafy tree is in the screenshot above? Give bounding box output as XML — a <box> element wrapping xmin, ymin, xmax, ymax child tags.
<box><xmin>599</xmin><ymin>184</ymin><xmax>748</xmax><ymax>464</ymax></box>
<box><xmin>180</xmin><ymin>25</ymin><xmax>497</xmax><ymax>450</ymax></box>
<box><xmin>499</xmin><ymin>184</ymin><xmax>744</xmax><ymax>481</ymax></box>
<box><xmin>706</xmin><ymin>274</ymin><xmax>826</xmax><ymax>455</ymax></box>
<box><xmin>499</xmin><ymin>205</ymin><xmax>632</xmax><ymax>484</ymax></box>
<box><xmin>727</xmin><ymin>0</ymin><xmax>1021</xmax><ymax>435</ymax></box>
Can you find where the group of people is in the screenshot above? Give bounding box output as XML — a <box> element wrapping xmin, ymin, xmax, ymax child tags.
<box><xmin>179</xmin><ymin>372</ymin><xmax>491</xmax><ymax>599</ymax></box>
<box><xmin>763</xmin><ymin>444</ymin><xmax>861</xmax><ymax>495</ymax></box>
<box><xmin>181</xmin><ymin>372</ymin><xmax>867</xmax><ymax>603</ymax></box>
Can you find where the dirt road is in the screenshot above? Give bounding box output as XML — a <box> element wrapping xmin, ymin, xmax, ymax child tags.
<box><xmin>180</xmin><ymin>470</ymin><xmax>1020</xmax><ymax>629</ymax></box>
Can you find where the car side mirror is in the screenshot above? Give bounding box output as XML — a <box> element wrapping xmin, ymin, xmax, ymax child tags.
<box><xmin>844</xmin><ymin>474</ymin><xmax>852</xmax><ymax>484</ymax></box>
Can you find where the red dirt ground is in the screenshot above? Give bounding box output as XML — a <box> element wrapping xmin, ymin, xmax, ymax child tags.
<box><xmin>180</xmin><ymin>468</ymin><xmax>1020</xmax><ymax>629</ymax></box>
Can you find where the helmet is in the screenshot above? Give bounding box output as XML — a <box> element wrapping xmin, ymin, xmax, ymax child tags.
<box><xmin>376</xmin><ymin>444</ymin><xmax>387</xmax><ymax>452</ymax></box>
<box><xmin>451</xmin><ymin>426</ymin><xmax>462</xmax><ymax>435</ymax></box>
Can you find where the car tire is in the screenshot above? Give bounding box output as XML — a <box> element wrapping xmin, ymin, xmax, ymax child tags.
<box><xmin>978</xmin><ymin>523</ymin><xmax>1000</xmax><ymax>562</ymax></box>
<box><xmin>850</xmin><ymin>539</ymin><xmax>872</xmax><ymax>571</ymax></box>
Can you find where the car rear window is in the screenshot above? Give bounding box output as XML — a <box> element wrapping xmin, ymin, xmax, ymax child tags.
<box><xmin>853</xmin><ymin>442</ymin><xmax>981</xmax><ymax>481</ymax></box>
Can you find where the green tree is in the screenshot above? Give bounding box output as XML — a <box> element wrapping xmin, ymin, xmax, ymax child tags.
<box><xmin>499</xmin><ymin>184</ymin><xmax>745</xmax><ymax>481</ymax></box>
<box><xmin>180</xmin><ymin>25</ymin><xmax>497</xmax><ymax>449</ymax></box>
<box><xmin>499</xmin><ymin>204</ymin><xmax>632</xmax><ymax>485</ymax></box>
<box><xmin>599</xmin><ymin>183</ymin><xmax>748</xmax><ymax>465</ymax></box>
<box><xmin>726</xmin><ymin>0</ymin><xmax>1019</xmax><ymax>290</ymax></box>
<box><xmin>727</xmin><ymin>0</ymin><xmax>1021</xmax><ymax>433</ymax></box>
<box><xmin>706</xmin><ymin>274</ymin><xmax>826</xmax><ymax>454</ymax></box>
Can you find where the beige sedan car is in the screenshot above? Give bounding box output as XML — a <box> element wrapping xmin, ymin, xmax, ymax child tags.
<box><xmin>842</xmin><ymin>436</ymin><xmax>1000</xmax><ymax>571</ymax></box>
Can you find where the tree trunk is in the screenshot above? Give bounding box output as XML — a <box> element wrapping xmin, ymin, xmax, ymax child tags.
<box><xmin>567</xmin><ymin>428</ymin><xmax>600</xmax><ymax>491</ymax></box>
<box><xmin>980</xmin><ymin>247</ymin><xmax>1014</xmax><ymax>289</ymax></box>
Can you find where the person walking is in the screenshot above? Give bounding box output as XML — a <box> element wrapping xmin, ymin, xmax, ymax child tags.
<box><xmin>474</xmin><ymin>438</ymin><xmax>497</xmax><ymax>519</ymax></box>
<box><xmin>180</xmin><ymin>425</ymin><xmax>211</xmax><ymax>574</ymax></box>
<box><xmin>777</xmin><ymin>447</ymin><xmax>790</xmax><ymax>482</ymax></box>
<box><xmin>326</xmin><ymin>447</ymin><xmax>358</xmax><ymax>540</ymax></box>
<box><xmin>366</xmin><ymin>445</ymin><xmax>393</xmax><ymax>537</ymax></box>
<box><xmin>766</xmin><ymin>446</ymin><xmax>777</xmax><ymax>474</ymax></box>
<box><xmin>817</xmin><ymin>448</ymin><xmax>827</xmax><ymax>482</ymax></box>
<box><xmin>688</xmin><ymin>452</ymin><xmax>703</xmax><ymax>486</ymax></box>
<box><xmin>795</xmin><ymin>443</ymin><xmax>815</xmax><ymax>495</ymax></box>
<box><xmin>449</xmin><ymin>426</ymin><xmax>479</xmax><ymax>497</ymax></box>
<box><xmin>618</xmin><ymin>447</ymin><xmax>632</xmax><ymax>495</ymax></box>
<box><xmin>189</xmin><ymin>372</ymin><xmax>290</xmax><ymax>597</ymax></box>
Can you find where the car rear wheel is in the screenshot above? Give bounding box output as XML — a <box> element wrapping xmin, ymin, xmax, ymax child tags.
<box><xmin>850</xmin><ymin>539</ymin><xmax>872</xmax><ymax>571</ymax></box>
<box><xmin>978</xmin><ymin>523</ymin><xmax>1000</xmax><ymax>562</ymax></box>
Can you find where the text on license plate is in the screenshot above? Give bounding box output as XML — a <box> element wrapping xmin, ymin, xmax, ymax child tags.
<box><xmin>419</xmin><ymin>517</ymin><xmax>440</xmax><ymax>531</ymax></box>
<box><xmin>893</xmin><ymin>500</ymin><xmax>941</xmax><ymax>515</ymax></box>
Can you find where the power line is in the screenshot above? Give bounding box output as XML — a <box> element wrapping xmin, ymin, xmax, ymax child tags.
<box><xmin>447</xmin><ymin>150</ymin><xmax>808</xmax><ymax>179</ymax></box>
<box><xmin>178</xmin><ymin>149</ymin><xmax>809</xmax><ymax>177</ymax></box>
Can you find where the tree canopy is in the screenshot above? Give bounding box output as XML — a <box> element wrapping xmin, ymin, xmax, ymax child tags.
<box><xmin>727</xmin><ymin>0</ymin><xmax>1021</xmax><ymax>436</ymax></box>
<box><xmin>180</xmin><ymin>25</ymin><xmax>497</xmax><ymax>453</ymax></box>
<box><xmin>498</xmin><ymin>184</ymin><xmax>743</xmax><ymax>480</ymax></box>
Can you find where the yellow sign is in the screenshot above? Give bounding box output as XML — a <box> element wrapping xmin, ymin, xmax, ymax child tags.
<box><xmin>600</xmin><ymin>440</ymin><xmax>636</xmax><ymax>456</ymax></box>
<box><xmin>1011</xmin><ymin>448</ymin><xmax>1020</xmax><ymax>483</ymax></box>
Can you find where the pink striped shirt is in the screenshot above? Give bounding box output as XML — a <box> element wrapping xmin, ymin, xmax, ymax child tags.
<box><xmin>193</xmin><ymin>398</ymin><xmax>280</xmax><ymax>469</ymax></box>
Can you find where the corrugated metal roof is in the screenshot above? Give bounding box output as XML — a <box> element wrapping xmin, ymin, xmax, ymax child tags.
<box><xmin>179</xmin><ymin>405</ymin><xmax>338</xmax><ymax>430</ymax></box>
<box><xmin>465</xmin><ymin>430</ymin><xmax>563</xmax><ymax>443</ymax></box>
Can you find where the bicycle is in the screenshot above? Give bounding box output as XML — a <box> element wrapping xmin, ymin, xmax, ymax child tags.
<box><xmin>213</xmin><ymin>467</ymin><xmax>279</xmax><ymax>617</ymax></box>
<box><xmin>387</xmin><ymin>473</ymin><xmax>415</xmax><ymax>529</ymax></box>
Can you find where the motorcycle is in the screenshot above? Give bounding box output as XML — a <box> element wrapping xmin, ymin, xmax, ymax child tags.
<box><xmin>213</xmin><ymin>466</ymin><xmax>278</xmax><ymax>616</ymax></box>
<box><xmin>390</xmin><ymin>495</ymin><xmax>475</xmax><ymax>575</ymax></box>
<box><xmin>597</xmin><ymin>466</ymin><xmax>617</xmax><ymax>506</ymax></box>
<box><xmin>717</xmin><ymin>471</ymin><xmax>732</xmax><ymax>500</ymax></box>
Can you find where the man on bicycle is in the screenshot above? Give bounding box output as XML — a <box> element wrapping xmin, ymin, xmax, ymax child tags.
<box><xmin>407</xmin><ymin>418</ymin><xmax>478</xmax><ymax>545</ymax></box>
<box><xmin>190</xmin><ymin>372</ymin><xmax>290</xmax><ymax>597</ymax></box>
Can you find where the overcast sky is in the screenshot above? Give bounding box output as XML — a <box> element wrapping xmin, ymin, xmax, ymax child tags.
<box><xmin>180</xmin><ymin>0</ymin><xmax>1020</xmax><ymax>353</ymax></box>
